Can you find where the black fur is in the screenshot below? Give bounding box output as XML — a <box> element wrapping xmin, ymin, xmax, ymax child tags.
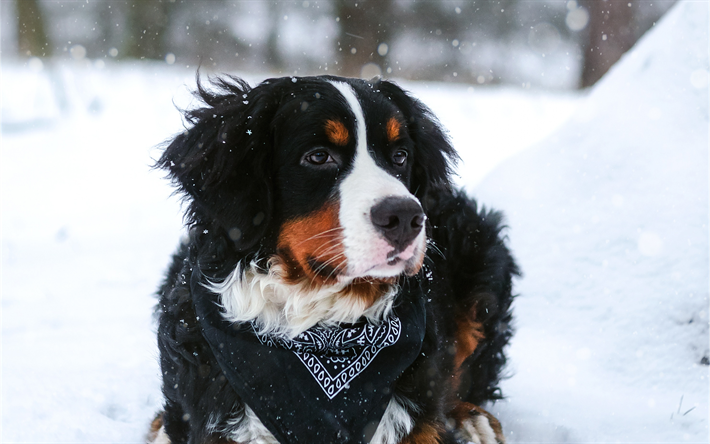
<box><xmin>154</xmin><ymin>75</ymin><xmax>518</xmax><ymax>444</ymax></box>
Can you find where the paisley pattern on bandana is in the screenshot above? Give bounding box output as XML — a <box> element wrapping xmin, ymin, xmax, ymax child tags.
<box><xmin>253</xmin><ymin>316</ymin><xmax>402</xmax><ymax>399</ymax></box>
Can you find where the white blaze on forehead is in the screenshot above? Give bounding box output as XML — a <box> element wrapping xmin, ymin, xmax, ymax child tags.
<box><xmin>328</xmin><ymin>81</ymin><xmax>418</xmax><ymax>278</ymax></box>
<box><xmin>329</xmin><ymin>81</ymin><xmax>368</xmax><ymax>160</ymax></box>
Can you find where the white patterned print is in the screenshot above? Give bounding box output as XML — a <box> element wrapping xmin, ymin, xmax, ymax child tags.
<box><xmin>252</xmin><ymin>316</ymin><xmax>402</xmax><ymax>399</ymax></box>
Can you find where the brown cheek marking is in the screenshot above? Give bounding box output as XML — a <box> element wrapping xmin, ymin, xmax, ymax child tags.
<box><xmin>275</xmin><ymin>250</ymin><xmax>306</xmax><ymax>283</ymax></box>
<box><xmin>401</xmin><ymin>421</ymin><xmax>443</xmax><ymax>444</ymax></box>
<box><xmin>325</xmin><ymin>120</ymin><xmax>349</xmax><ymax>146</ymax></box>
<box><xmin>277</xmin><ymin>203</ymin><xmax>396</xmax><ymax>305</ymax></box>
<box><xmin>386</xmin><ymin>117</ymin><xmax>401</xmax><ymax>142</ymax></box>
<box><xmin>277</xmin><ymin>202</ymin><xmax>345</xmax><ymax>285</ymax></box>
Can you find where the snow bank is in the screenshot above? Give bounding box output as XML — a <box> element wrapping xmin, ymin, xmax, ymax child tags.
<box><xmin>1</xmin><ymin>63</ymin><xmax>193</xmax><ymax>441</ymax></box>
<box><xmin>474</xmin><ymin>2</ymin><xmax>709</xmax><ymax>441</ymax></box>
<box><xmin>410</xmin><ymin>84</ymin><xmax>579</xmax><ymax>187</ymax></box>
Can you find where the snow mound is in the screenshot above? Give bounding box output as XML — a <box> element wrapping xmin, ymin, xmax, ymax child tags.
<box><xmin>475</xmin><ymin>1</ymin><xmax>709</xmax><ymax>442</ymax></box>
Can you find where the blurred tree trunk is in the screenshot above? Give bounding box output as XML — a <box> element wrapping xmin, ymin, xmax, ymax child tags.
<box><xmin>16</xmin><ymin>0</ymin><xmax>51</xmax><ymax>57</ymax></box>
<box><xmin>123</xmin><ymin>0</ymin><xmax>170</xmax><ymax>59</ymax></box>
<box><xmin>266</xmin><ymin>2</ymin><xmax>285</xmax><ymax>72</ymax></box>
<box><xmin>580</xmin><ymin>0</ymin><xmax>635</xmax><ymax>87</ymax></box>
<box><xmin>335</xmin><ymin>0</ymin><xmax>393</xmax><ymax>78</ymax></box>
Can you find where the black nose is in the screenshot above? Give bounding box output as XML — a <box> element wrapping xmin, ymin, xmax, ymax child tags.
<box><xmin>370</xmin><ymin>197</ymin><xmax>425</xmax><ymax>251</ymax></box>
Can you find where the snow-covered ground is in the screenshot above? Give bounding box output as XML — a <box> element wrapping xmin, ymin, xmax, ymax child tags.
<box><xmin>477</xmin><ymin>2</ymin><xmax>709</xmax><ymax>442</ymax></box>
<box><xmin>1</xmin><ymin>1</ymin><xmax>707</xmax><ymax>442</ymax></box>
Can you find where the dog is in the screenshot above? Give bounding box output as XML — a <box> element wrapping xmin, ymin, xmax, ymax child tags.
<box><xmin>149</xmin><ymin>75</ymin><xmax>518</xmax><ymax>444</ymax></box>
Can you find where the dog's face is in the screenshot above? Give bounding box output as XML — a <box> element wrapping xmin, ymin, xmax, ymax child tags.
<box><xmin>275</xmin><ymin>80</ymin><xmax>430</xmax><ymax>284</ymax></box>
<box><xmin>160</xmin><ymin>75</ymin><xmax>456</xmax><ymax>287</ymax></box>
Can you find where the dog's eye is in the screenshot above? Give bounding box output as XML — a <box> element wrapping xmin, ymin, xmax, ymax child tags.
<box><xmin>305</xmin><ymin>150</ymin><xmax>334</xmax><ymax>165</ymax></box>
<box><xmin>392</xmin><ymin>150</ymin><xmax>408</xmax><ymax>166</ymax></box>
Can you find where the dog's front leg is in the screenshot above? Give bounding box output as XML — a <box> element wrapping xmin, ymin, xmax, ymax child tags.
<box><xmin>447</xmin><ymin>402</ymin><xmax>505</xmax><ymax>444</ymax></box>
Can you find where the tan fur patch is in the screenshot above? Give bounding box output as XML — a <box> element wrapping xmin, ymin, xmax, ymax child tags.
<box><xmin>277</xmin><ymin>203</ymin><xmax>397</xmax><ymax>311</ymax></box>
<box><xmin>346</xmin><ymin>277</ymin><xmax>398</xmax><ymax>306</ymax></box>
<box><xmin>401</xmin><ymin>420</ymin><xmax>443</xmax><ymax>444</ymax></box>
<box><xmin>325</xmin><ymin>119</ymin><xmax>349</xmax><ymax>146</ymax></box>
<box><xmin>278</xmin><ymin>201</ymin><xmax>345</xmax><ymax>284</ymax></box>
<box><xmin>149</xmin><ymin>413</ymin><xmax>163</xmax><ymax>434</ymax></box>
<box><xmin>146</xmin><ymin>413</ymin><xmax>168</xmax><ymax>444</ymax></box>
<box><xmin>454</xmin><ymin>310</ymin><xmax>486</xmax><ymax>371</ymax></box>
<box><xmin>449</xmin><ymin>402</ymin><xmax>506</xmax><ymax>443</ymax></box>
<box><xmin>386</xmin><ymin>117</ymin><xmax>402</xmax><ymax>142</ymax></box>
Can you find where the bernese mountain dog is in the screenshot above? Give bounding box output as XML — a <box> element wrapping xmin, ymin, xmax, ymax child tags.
<box><xmin>149</xmin><ymin>75</ymin><xmax>518</xmax><ymax>444</ymax></box>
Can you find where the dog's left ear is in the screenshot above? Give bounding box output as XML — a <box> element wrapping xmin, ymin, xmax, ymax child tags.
<box><xmin>376</xmin><ymin>79</ymin><xmax>459</xmax><ymax>200</ymax></box>
<box><xmin>157</xmin><ymin>76</ymin><xmax>286</xmax><ymax>251</ymax></box>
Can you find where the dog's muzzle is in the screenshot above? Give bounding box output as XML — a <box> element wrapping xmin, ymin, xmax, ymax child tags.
<box><xmin>370</xmin><ymin>196</ymin><xmax>425</xmax><ymax>253</ymax></box>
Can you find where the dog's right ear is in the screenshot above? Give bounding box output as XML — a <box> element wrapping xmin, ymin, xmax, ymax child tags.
<box><xmin>375</xmin><ymin>79</ymin><xmax>459</xmax><ymax>202</ymax></box>
<box><xmin>157</xmin><ymin>75</ymin><xmax>285</xmax><ymax>251</ymax></box>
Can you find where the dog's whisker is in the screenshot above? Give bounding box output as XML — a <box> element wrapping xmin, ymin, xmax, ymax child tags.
<box><xmin>295</xmin><ymin>227</ymin><xmax>345</xmax><ymax>245</ymax></box>
<box><xmin>312</xmin><ymin>241</ymin><xmax>344</xmax><ymax>257</ymax></box>
<box><xmin>314</xmin><ymin>253</ymin><xmax>347</xmax><ymax>277</ymax></box>
<box><xmin>324</xmin><ymin>258</ymin><xmax>347</xmax><ymax>282</ymax></box>
<box><xmin>314</xmin><ymin>252</ymin><xmax>346</xmax><ymax>271</ymax></box>
<box><xmin>426</xmin><ymin>239</ymin><xmax>446</xmax><ymax>259</ymax></box>
<box><xmin>311</xmin><ymin>236</ymin><xmax>341</xmax><ymax>250</ymax></box>
<box><xmin>294</xmin><ymin>234</ymin><xmax>341</xmax><ymax>249</ymax></box>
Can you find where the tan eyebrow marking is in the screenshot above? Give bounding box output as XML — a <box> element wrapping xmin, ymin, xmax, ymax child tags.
<box><xmin>324</xmin><ymin>120</ymin><xmax>349</xmax><ymax>146</ymax></box>
<box><xmin>386</xmin><ymin>117</ymin><xmax>401</xmax><ymax>142</ymax></box>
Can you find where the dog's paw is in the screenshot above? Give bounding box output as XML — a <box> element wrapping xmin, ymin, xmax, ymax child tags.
<box><xmin>448</xmin><ymin>403</ymin><xmax>506</xmax><ymax>444</ymax></box>
<box><xmin>455</xmin><ymin>414</ymin><xmax>501</xmax><ymax>444</ymax></box>
<box><xmin>146</xmin><ymin>413</ymin><xmax>171</xmax><ymax>444</ymax></box>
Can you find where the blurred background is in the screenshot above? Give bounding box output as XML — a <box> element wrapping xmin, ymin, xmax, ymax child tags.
<box><xmin>5</xmin><ymin>2</ymin><xmax>707</xmax><ymax>442</ymax></box>
<box><xmin>3</xmin><ymin>0</ymin><xmax>675</xmax><ymax>89</ymax></box>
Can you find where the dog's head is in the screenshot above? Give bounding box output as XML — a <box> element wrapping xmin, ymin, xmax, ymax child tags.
<box><xmin>159</xmin><ymin>75</ymin><xmax>456</xmax><ymax>287</ymax></box>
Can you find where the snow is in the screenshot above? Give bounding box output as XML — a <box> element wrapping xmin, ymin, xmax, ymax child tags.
<box><xmin>1</xmin><ymin>1</ymin><xmax>707</xmax><ymax>441</ymax></box>
<box><xmin>474</xmin><ymin>2</ymin><xmax>709</xmax><ymax>442</ymax></box>
<box><xmin>2</xmin><ymin>62</ymin><xmax>193</xmax><ymax>441</ymax></box>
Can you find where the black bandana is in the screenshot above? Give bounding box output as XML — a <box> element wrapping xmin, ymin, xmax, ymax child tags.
<box><xmin>192</xmin><ymin>270</ymin><xmax>426</xmax><ymax>444</ymax></box>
